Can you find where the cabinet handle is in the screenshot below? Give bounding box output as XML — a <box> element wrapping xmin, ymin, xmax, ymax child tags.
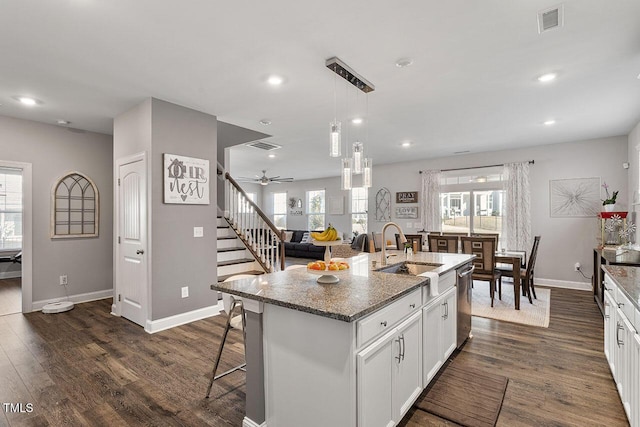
<box><xmin>395</xmin><ymin>337</ymin><xmax>402</xmax><ymax>363</ymax></box>
<box><xmin>442</xmin><ymin>302</ymin><xmax>447</xmax><ymax>319</ymax></box>
<box><xmin>445</xmin><ymin>301</ymin><xmax>449</xmax><ymax>319</ymax></box>
<box><xmin>400</xmin><ymin>334</ymin><xmax>406</xmax><ymax>361</ymax></box>
<box><xmin>409</xmin><ymin>303</ymin><xmax>416</xmax><ymax>309</ymax></box>
<box><xmin>616</xmin><ymin>322</ymin><xmax>624</xmax><ymax>347</ymax></box>
<box><xmin>381</xmin><ymin>321</ymin><xmax>387</xmax><ymax>327</ymax></box>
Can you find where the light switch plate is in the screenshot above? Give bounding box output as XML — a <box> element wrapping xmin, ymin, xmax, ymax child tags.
<box><xmin>193</xmin><ymin>227</ymin><xmax>204</xmax><ymax>237</ymax></box>
<box><xmin>181</xmin><ymin>286</ymin><xmax>189</xmax><ymax>298</ymax></box>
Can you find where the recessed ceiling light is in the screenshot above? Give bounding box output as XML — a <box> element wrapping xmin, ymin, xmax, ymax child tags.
<box><xmin>13</xmin><ymin>96</ymin><xmax>41</xmax><ymax>106</ymax></box>
<box><xmin>544</xmin><ymin>119</ymin><xmax>556</xmax><ymax>126</ymax></box>
<box><xmin>259</xmin><ymin>119</ymin><xmax>272</xmax><ymax>126</ymax></box>
<box><xmin>268</xmin><ymin>154</ymin><xmax>276</xmax><ymax>158</ymax></box>
<box><xmin>352</xmin><ymin>118</ymin><xmax>363</xmax><ymax>124</ymax></box>
<box><xmin>56</xmin><ymin>119</ymin><xmax>71</xmax><ymax>125</ymax></box>
<box><xmin>402</xmin><ymin>141</ymin><xmax>411</xmax><ymax>148</ymax></box>
<box><xmin>537</xmin><ymin>73</ymin><xmax>557</xmax><ymax>83</ymax></box>
<box><xmin>395</xmin><ymin>58</ymin><xmax>413</xmax><ymax>68</ymax></box>
<box><xmin>267</xmin><ymin>75</ymin><xmax>284</xmax><ymax>85</ymax></box>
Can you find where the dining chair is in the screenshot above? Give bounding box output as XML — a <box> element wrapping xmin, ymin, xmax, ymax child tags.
<box><xmin>471</xmin><ymin>232</ymin><xmax>499</xmax><ymax>249</ymax></box>
<box><xmin>427</xmin><ymin>233</ymin><xmax>459</xmax><ymax>253</ymax></box>
<box><xmin>461</xmin><ymin>236</ymin><xmax>501</xmax><ymax>307</ymax></box>
<box><xmin>497</xmin><ymin>236</ymin><xmax>541</xmax><ymax>300</ymax></box>
<box><xmin>396</xmin><ymin>233</ymin><xmax>423</xmax><ymax>252</ymax></box>
<box><xmin>370</xmin><ymin>232</ymin><xmax>383</xmax><ymax>252</ymax></box>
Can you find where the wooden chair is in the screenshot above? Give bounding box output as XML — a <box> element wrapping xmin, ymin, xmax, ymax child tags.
<box><xmin>396</xmin><ymin>234</ymin><xmax>423</xmax><ymax>252</ymax></box>
<box><xmin>427</xmin><ymin>233</ymin><xmax>459</xmax><ymax>253</ymax></box>
<box><xmin>498</xmin><ymin>236</ymin><xmax>541</xmax><ymax>302</ymax></box>
<box><xmin>370</xmin><ymin>232</ymin><xmax>383</xmax><ymax>252</ymax></box>
<box><xmin>461</xmin><ymin>237</ymin><xmax>501</xmax><ymax>307</ymax></box>
<box><xmin>471</xmin><ymin>232</ymin><xmax>499</xmax><ymax>249</ymax></box>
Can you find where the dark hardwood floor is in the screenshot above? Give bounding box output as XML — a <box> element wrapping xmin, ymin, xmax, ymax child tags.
<box><xmin>0</xmin><ymin>287</ymin><xmax>628</xmax><ymax>426</ymax></box>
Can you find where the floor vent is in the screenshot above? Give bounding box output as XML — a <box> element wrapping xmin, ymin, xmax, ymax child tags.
<box><xmin>538</xmin><ymin>4</ymin><xmax>564</xmax><ymax>33</ymax></box>
<box><xmin>246</xmin><ymin>141</ymin><xmax>281</xmax><ymax>151</ymax></box>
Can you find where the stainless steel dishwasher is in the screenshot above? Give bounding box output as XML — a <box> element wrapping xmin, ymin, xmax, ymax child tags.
<box><xmin>456</xmin><ymin>263</ymin><xmax>474</xmax><ymax>348</ymax></box>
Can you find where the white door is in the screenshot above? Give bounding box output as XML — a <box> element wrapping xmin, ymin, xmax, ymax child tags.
<box><xmin>422</xmin><ymin>298</ymin><xmax>444</xmax><ymax>387</ymax></box>
<box><xmin>117</xmin><ymin>157</ymin><xmax>147</xmax><ymax>326</ymax></box>
<box><xmin>357</xmin><ymin>329</ymin><xmax>395</xmax><ymax>427</ymax></box>
<box><xmin>392</xmin><ymin>311</ymin><xmax>422</xmax><ymax>422</ymax></box>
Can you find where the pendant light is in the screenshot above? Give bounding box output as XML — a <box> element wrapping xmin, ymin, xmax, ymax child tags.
<box><xmin>352</xmin><ymin>141</ymin><xmax>363</xmax><ymax>174</ymax></box>
<box><xmin>329</xmin><ymin>64</ymin><xmax>342</xmax><ymax>157</ymax></box>
<box><xmin>341</xmin><ymin>158</ymin><xmax>352</xmax><ymax>190</ymax></box>
<box><xmin>363</xmin><ymin>158</ymin><xmax>372</xmax><ymax>188</ymax></box>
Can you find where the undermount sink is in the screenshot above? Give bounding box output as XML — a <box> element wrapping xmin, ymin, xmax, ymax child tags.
<box><xmin>377</xmin><ymin>261</ymin><xmax>443</xmax><ymax>276</ymax></box>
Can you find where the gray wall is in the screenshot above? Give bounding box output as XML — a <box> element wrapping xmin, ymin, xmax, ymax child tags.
<box><xmin>150</xmin><ymin>99</ymin><xmax>218</xmax><ymax>320</ymax></box>
<box><xmin>0</xmin><ymin>115</ymin><xmax>113</xmax><ymax>302</ymax></box>
<box><xmin>262</xmin><ymin>136</ymin><xmax>629</xmax><ymax>284</ymax></box>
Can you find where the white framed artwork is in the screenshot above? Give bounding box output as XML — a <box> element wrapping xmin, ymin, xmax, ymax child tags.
<box><xmin>164</xmin><ymin>153</ymin><xmax>210</xmax><ymax>204</ymax></box>
<box><xmin>549</xmin><ymin>177</ymin><xmax>600</xmax><ymax>217</ymax></box>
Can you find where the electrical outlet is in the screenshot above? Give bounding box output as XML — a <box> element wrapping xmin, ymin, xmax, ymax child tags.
<box><xmin>59</xmin><ymin>275</ymin><xmax>68</xmax><ymax>286</ymax></box>
<box><xmin>181</xmin><ymin>286</ymin><xmax>189</xmax><ymax>298</ymax></box>
<box><xmin>574</xmin><ymin>262</ymin><xmax>581</xmax><ymax>271</ymax></box>
<box><xmin>193</xmin><ymin>227</ymin><xmax>204</xmax><ymax>238</ymax></box>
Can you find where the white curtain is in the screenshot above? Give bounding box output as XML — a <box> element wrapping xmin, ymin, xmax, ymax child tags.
<box><xmin>420</xmin><ymin>170</ymin><xmax>442</xmax><ymax>232</ymax></box>
<box><xmin>503</xmin><ymin>162</ymin><xmax>531</xmax><ymax>252</ymax></box>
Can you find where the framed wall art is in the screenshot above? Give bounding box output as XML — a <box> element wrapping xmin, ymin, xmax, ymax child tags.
<box><xmin>164</xmin><ymin>153</ymin><xmax>210</xmax><ymax>204</ymax></box>
<box><xmin>51</xmin><ymin>171</ymin><xmax>99</xmax><ymax>238</ymax></box>
<box><xmin>549</xmin><ymin>177</ymin><xmax>600</xmax><ymax>217</ymax></box>
<box><xmin>396</xmin><ymin>191</ymin><xmax>418</xmax><ymax>204</ymax></box>
<box><xmin>396</xmin><ymin>206</ymin><xmax>418</xmax><ymax>219</ymax></box>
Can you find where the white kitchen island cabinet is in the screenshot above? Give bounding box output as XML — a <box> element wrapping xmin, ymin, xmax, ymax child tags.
<box><xmin>422</xmin><ymin>286</ymin><xmax>457</xmax><ymax>387</ymax></box>
<box><xmin>212</xmin><ymin>251</ymin><xmax>474</xmax><ymax>427</ymax></box>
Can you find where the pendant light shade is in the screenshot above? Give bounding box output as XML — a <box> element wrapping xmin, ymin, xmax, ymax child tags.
<box><xmin>363</xmin><ymin>158</ymin><xmax>372</xmax><ymax>188</ymax></box>
<box><xmin>341</xmin><ymin>158</ymin><xmax>352</xmax><ymax>190</ymax></box>
<box><xmin>352</xmin><ymin>141</ymin><xmax>363</xmax><ymax>174</ymax></box>
<box><xmin>329</xmin><ymin>120</ymin><xmax>342</xmax><ymax>157</ymax></box>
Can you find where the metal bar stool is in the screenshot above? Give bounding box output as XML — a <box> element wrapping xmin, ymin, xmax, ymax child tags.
<box><xmin>205</xmin><ymin>274</ymin><xmax>256</xmax><ymax>398</ymax></box>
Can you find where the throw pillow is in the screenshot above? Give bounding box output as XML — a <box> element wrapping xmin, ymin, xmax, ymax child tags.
<box><xmin>283</xmin><ymin>231</ymin><xmax>294</xmax><ymax>242</ymax></box>
<box><xmin>300</xmin><ymin>232</ymin><xmax>311</xmax><ymax>243</ymax></box>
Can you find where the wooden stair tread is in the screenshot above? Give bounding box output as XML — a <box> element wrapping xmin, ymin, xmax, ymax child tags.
<box><xmin>217</xmin><ymin>258</ymin><xmax>256</xmax><ymax>267</ymax></box>
<box><xmin>218</xmin><ymin>270</ymin><xmax>265</xmax><ymax>282</ymax></box>
<box><xmin>217</xmin><ymin>246</ymin><xmax>247</xmax><ymax>253</ymax></box>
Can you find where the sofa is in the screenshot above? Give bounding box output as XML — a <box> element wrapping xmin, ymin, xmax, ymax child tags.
<box><xmin>283</xmin><ymin>230</ymin><xmax>326</xmax><ymax>260</ymax></box>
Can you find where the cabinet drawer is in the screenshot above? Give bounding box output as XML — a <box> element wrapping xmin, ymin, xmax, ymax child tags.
<box><xmin>357</xmin><ymin>289</ymin><xmax>421</xmax><ymax>348</ymax></box>
<box><xmin>616</xmin><ymin>288</ymin><xmax>636</xmax><ymax>331</ymax></box>
<box><xmin>604</xmin><ymin>275</ymin><xmax>617</xmax><ymax>302</ymax></box>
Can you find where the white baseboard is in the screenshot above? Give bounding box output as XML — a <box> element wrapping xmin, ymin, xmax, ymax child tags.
<box><xmin>536</xmin><ymin>277</ymin><xmax>591</xmax><ymax>291</ymax></box>
<box><xmin>32</xmin><ymin>289</ymin><xmax>113</xmax><ymax>311</ymax></box>
<box><xmin>111</xmin><ymin>303</ymin><xmax>119</xmax><ymax>317</ymax></box>
<box><xmin>144</xmin><ymin>302</ymin><xmax>223</xmax><ymax>334</ymax></box>
<box><xmin>0</xmin><ymin>271</ymin><xmax>21</xmax><ymax>280</ymax></box>
<box><xmin>243</xmin><ymin>417</ymin><xmax>267</xmax><ymax>427</ymax></box>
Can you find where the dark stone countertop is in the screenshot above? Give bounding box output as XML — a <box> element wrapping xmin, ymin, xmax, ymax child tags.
<box><xmin>603</xmin><ymin>265</ymin><xmax>640</xmax><ymax>311</ymax></box>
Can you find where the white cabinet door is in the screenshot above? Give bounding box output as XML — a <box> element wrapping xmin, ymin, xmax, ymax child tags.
<box><xmin>357</xmin><ymin>329</ymin><xmax>395</xmax><ymax>427</ymax></box>
<box><xmin>615</xmin><ymin>307</ymin><xmax>628</xmax><ymax>405</ymax></box>
<box><xmin>442</xmin><ymin>287</ymin><xmax>457</xmax><ymax>359</ymax></box>
<box><xmin>604</xmin><ymin>289</ymin><xmax>615</xmax><ymax>370</ymax></box>
<box><xmin>422</xmin><ymin>297</ymin><xmax>444</xmax><ymax>387</ymax></box>
<box><xmin>632</xmin><ymin>333</ymin><xmax>640</xmax><ymax>427</ymax></box>
<box><xmin>392</xmin><ymin>311</ymin><xmax>423</xmax><ymax>422</ymax></box>
<box><xmin>620</xmin><ymin>314</ymin><xmax>635</xmax><ymax>421</ymax></box>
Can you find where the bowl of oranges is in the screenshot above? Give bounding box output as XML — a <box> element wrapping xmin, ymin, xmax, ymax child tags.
<box><xmin>306</xmin><ymin>260</ymin><xmax>350</xmax><ymax>284</ymax></box>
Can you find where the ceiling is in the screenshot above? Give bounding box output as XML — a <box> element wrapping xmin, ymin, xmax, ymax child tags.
<box><xmin>2</xmin><ymin>1</ymin><xmax>640</xmax><ymax>181</ymax></box>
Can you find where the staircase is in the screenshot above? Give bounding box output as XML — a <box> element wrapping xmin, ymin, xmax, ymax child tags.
<box><xmin>216</xmin><ymin>162</ymin><xmax>285</xmax><ymax>283</ymax></box>
<box><xmin>216</xmin><ymin>216</ymin><xmax>265</xmax><ymax>281</ymax></box>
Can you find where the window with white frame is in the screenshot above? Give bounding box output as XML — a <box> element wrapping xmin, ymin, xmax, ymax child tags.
<box><xmin>351</xmin><ymin>187</ymin><xmax>368</xmax><ymax>235</ymax></box>
<box><xmin>307</xmin><ymin>190</ymin><xmax>325</xmax><ymax>231</ymax></box>
<box><xmin>273</xmin><ymin>192</ymin><xmax>287</xmax><ymax>229</ymax></box>
<box><xmin>0</xmin><ymin>168</ymin><xmax>22</xmax><ymax>250</ymax></box>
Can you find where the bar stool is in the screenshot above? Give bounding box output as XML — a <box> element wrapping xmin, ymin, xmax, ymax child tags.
<box><xmin>205</xmin><ymin>274</ymin><xmax>257</xmax><ymax>398</ymax></box>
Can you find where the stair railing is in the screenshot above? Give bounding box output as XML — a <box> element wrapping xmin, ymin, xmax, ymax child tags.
<box><xmin>218</xmin><ymin>163</ymin><xmax>285</xmax><ymax>272</ymax></box>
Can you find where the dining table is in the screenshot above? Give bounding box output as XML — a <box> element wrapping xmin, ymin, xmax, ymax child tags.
<box><xmin>495</xmin><ymin>250</ymin><xmax>528</xmax><ymax>310</ymax></box>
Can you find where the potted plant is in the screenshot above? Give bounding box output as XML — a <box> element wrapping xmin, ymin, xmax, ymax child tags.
<box><xmin>602</xmin><ymin>182</ymin><xmax>618</xmax><ymax>212</ymax></box>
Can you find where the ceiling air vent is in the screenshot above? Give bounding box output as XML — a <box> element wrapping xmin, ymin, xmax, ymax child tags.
<box><xmin>246</xmin><ymin>141</ymin><xmax>281</xmax><ymax>151</ymax></box>
<box><xmin>538</xmin><ymin>4</ymin><xmax>564</xmax><ymax>33</ymax></box>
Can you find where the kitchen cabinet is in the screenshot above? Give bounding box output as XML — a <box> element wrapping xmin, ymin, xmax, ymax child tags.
<box><xmin>422</xmin><ymin>286</ymin><xmax>457</xmax><ymax>387</ymax></box>
<box><xmin>603</xmin><ymin>271</ymin><xmax>638</xmax><ymax>426</ymax></box>
<box><xmin>357</xmin><ymin>311</ymin><xmax>422</xmax><ymax>427</ymax></box>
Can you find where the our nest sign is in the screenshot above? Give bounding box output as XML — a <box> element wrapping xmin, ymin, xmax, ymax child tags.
<box><xmin>164</xmin><ymin>153</ymin><xmax>210</xmax><ymax>204</ymax></box>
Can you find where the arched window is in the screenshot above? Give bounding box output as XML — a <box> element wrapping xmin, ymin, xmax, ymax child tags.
<box><xmin>51</xmin><ymin>172</ymin><xmax>99</xmax><ymax>238</ymax></box>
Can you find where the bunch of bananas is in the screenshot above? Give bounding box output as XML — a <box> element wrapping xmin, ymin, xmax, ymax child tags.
<box><xmin>311</xmin><ymin>224</ymin><xmax>340</xmax><ymax>241</ymax></box>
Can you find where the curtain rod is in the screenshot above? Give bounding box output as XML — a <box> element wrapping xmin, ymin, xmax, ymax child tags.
<box><xmin>419</xmin><ymin>160</ymin><xmax>534</xmax><ymax>174</ymax></box>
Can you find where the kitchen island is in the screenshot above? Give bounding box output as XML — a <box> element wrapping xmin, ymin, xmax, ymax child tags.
<box><xmin>211</xmin><ymin>251</ymin><xmax>473</xmax><ymax>427</ymax></box>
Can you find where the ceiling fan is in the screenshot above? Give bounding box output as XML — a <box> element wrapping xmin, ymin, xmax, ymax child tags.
<box><xmin>237</xmin><ymin>170</ymin><xmax>293</xmax><ymax>186</ymax></box>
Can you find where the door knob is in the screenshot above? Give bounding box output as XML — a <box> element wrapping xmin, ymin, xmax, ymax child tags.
<box><xmin>136</xmin><ymin>249</ymin><xmax>145</xmax><ymax>255</ymax></box>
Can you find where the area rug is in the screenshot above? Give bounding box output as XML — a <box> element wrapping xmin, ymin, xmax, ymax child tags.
<box><xmin>471</xmin><ymin>280</ymin><xmax>550</xmax><ymax>328</ymax></box>
<box><xmin>415</xmin><ymin>363</ymin><xmax>508</xmax><ymax>427</ymax></box>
